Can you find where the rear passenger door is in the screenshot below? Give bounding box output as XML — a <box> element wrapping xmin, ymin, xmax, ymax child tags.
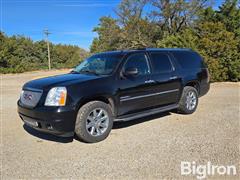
<box><xmin>148</xmin><ymin>52</ymin><xmax>181</xmax><ymax>107</ymax></box>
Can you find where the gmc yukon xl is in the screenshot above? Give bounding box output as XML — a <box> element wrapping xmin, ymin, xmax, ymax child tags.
<box><xmin>18</xmin><ymin>48</ymin><xmax>210</xmax><ymax>143</ymax></box>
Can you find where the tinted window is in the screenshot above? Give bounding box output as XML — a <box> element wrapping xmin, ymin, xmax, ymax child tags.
<box><xmin>150</xmin><ymin>53</ymin><xmax>173</xmax><ymax>73</ymax></box>
<box><xmin>172</xmin><ymin>51</ymin><xmax>204</xmax><ymax>69</ymax></box>
<box><xmin>124</xmin><ymin>53</ymin><xmax>150</xmax><ymax>75</ymax></box>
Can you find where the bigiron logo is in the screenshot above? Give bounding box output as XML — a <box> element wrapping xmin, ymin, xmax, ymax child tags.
<box><xmin>180</xmin><ymin>161</ymin><xmax>237</xmax><ymax>179</ymax></box>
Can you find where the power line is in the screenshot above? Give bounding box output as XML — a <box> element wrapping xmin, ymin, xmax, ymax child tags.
<box><xmin>43</xmin><ymin>29</ymin><xmax>51</xmax><ymax>70</ymax></box>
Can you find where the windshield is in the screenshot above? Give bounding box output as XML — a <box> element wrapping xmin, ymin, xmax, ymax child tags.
<box><xmin>73</xmin><ymin>53</ymin><xmax>123</xmax><ymax>75</ymax></box>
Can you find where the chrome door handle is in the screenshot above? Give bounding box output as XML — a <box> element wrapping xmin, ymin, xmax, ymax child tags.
<box><xmin>145</xmin><ymin>80</ymin><xmax>155</xmax><ymax>84</ymax></box>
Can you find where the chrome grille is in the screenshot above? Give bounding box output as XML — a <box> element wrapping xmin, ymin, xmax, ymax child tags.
<box><xmin>20</xmin><ymin>89</ymin><xmax>43</xmax><ymax>108</ymax></box>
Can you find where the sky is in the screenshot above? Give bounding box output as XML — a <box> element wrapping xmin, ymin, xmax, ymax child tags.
<box><xmin>1</xmin><ymin>0</ymin><xmax>224</xmax><ymax>50</ymax></box>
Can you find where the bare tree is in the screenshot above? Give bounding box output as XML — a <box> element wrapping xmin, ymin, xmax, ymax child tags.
<box><xmin>115</xmin><ymin>0</ymin><xmax>149</xmax><ymax>25</ymax></box>
<box><xmin>150</xmin><ymin>0</ymin><xmax>212</xmax><ymax>34</ymax></box>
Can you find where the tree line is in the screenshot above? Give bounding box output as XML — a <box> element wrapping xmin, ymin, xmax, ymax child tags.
<box><xmin>91</xmin><ymin>0</ymin><xmax>240</xmax><ymax>82</ymax></box>
<box><xmin>0</xmin><ymin>32</ymin><xmax>89</xmax><ymax>74</ymax></box>
<box><xmin>0</xmin><ymin>0</ymin><xmax>239</xmax><ymax>81</ymax></box>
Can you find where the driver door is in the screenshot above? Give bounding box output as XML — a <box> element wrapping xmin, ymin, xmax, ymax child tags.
<box><xmin>117</xmin><ymin>52</ymin><xmax>155</xmax><ymax>116</ymax></box>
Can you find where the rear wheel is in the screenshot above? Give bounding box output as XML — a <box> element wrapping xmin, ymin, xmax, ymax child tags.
<box><xmin>177</xmin><ymin>86</ymin><xmax>198</xmax><ymax>114</ymax></box>
<box><xmin>75</xmin><ymin>101</ymin><xmax>113</xmax><ymax>143</ymax></box>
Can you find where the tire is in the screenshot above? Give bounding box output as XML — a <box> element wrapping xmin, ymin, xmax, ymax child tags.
<box><xmin>177</xmin><ymin>86</ymin><xmax>198</xmax><ymax>114</ymax></box>
<box><xmin>75</xmin><ymin>101</ymin><xmax>113</xmax><ymax>143</ymax></box>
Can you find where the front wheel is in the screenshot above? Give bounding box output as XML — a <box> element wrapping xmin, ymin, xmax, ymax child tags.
<box><xmin>75</xmin><ymin>101</ymin><xmax>113</xmax><ymax>143</ymax></box>
<box><xmin>177</xmin><ymin>86</ymin><xmax>198</xmax><ymax>114</ymax></box>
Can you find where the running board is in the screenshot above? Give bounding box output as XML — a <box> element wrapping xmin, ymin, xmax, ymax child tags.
<box><xmin>114</xmin><ymin>104</ymin><xmax>179</xmax><ymax>122</ymax></box>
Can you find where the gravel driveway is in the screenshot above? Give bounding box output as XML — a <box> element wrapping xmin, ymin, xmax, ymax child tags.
<box><xmin>0</xmin><ymin>70</ymin><xmax>239</xmax><ymax>179</ymax></box>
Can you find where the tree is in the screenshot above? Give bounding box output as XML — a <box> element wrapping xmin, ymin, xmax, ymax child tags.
<box><xmin>91</xmin><ymin>0</ymin><xmax>157</xmax><ymax>52</ymax></box>
<box><xmin>150</xmin><ymin>0</ymin><xmax>211</xmax><ymax>34</ymax></box>
<box><xmin>217</xmin><ymin>0</ymin><xmax>240</xmax><ymax>36</ymax></box>
<box><xmin>196</xmin><ymin>0</ymin><xmax>240</xmax><ymax>81</ymax></box>
<box><xmin>198</xmin><ymin>7</ymin><xmax>217</xmax><ymax>22</ymax></box>
<box><xmin>116</xmin><ymin>0</ymin><xmax>154</xmax><ymax>49</ymax></box>
<box><xmin>157</xmin><ymin>28</ymin><xmax>198</xmax><ymax>50</ymax></box>
<box><xmin>115</xmin><ymin>0</ymin><xmax>148</xmax><ymax>26</ymax></box>
<box><xmin>119</xmin><ymin>18</ymin><xmax>157</xmax><ymax>49</ymax></box>
<box><xmin>52</xmin><ymin>44</ymin><xmax>88</xmax><ymax>68</ymax></box>
<box><xmin>90</xmin><ymin>16</ymin><xmax>121</xmax><ymax>53</ymax></box>
<box><xmin>0</xmin><ymin>32</ymin><xmax>8</xmax><ymax>68</ymax></box>
<box><xmin>0</xmin><ymin>32</ymin><xmax>89</xmax><ymax>74</ymax></box>
<box><xmin>196</xmin><ymin>22</ymin><xmax>240</xmax><ymax>81</ymax></box>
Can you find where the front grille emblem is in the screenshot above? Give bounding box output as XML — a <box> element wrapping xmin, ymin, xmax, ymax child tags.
<box><xmin>24</xmin><ymin>94</ymin><xmax>33</xmax><ymax>101</ymax></box>
<box><xmin>21</xmin><ymin>89</ymin><xmax>42</xmax><ymax>108</ymax></box>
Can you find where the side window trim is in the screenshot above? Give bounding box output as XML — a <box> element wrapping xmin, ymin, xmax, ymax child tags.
<box><xmin>122</xmin><ymin>52</ymin><xmax>151</xmax><ymax>75</ymax></box>
<box><xmin>144</xmin><ymin>54</ymin><xmax>151</xmax><ymax>74</ymax></box>
<box><xmin>166</xmin><ymin>52</ymin><xmax>176</xmax><ymax>71</ymax></box>
<box><xmin>168</xmin><ymin>52</ymin><xmax>180</xmax><ymax>71</ymax></box>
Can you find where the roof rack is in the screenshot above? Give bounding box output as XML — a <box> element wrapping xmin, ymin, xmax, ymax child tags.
<box><xmin>136</xmin><ymin>48</ymin><xmax>147</xmax><ymax>50</ymax></box>
<box><xmin>135</xmin><ymin>47</ymin><xmax>192</xmax><ymax>51</ymax></box>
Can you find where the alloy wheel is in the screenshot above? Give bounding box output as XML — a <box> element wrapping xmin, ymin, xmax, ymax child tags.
<box><xmin>186</xmin><ymin>91</ymin><xmax>197</xmax><ymax>111</ymax></box>
<box><xmin>86</xmin><ymin>108</ymin><xmax>109</xmax><ymax>136</ymax></box>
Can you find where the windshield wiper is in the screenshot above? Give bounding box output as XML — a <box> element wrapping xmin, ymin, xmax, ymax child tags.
<box><xmin>79</xmin><ymin>70</ymin><xmax>99</xmax><ymax>75</ymax></box>
<box><xmin>70</xmin><ymin>70</ymin><xmax>80</xmax><ymax>74</ymax></box>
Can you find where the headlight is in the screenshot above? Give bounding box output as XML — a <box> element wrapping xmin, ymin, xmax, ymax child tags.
<box><xmin>45</xmin><ymin>87</ymin><xmax>67</xmax><ymax>106</ymax></box>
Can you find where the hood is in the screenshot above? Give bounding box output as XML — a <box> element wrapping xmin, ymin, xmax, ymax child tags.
<box><xmin>23</xmin><ymin>73</ymin><xmax>101</xmax><ymax>90</ymax></box>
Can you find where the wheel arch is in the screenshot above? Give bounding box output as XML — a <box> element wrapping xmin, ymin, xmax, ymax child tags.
<box><xmin>184</xmin><ymin>80</ymin><xmax>200</xmax><ymax>94</ymax></box>
<box><xmin>76</xmin><ymin>96</ymin><xmax>117</xmax><ymax>117</ymax></box>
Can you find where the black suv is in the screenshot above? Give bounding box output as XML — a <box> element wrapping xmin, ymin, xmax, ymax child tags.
<box><xmin>18</xmin><ymin>48</ymin><xmax>210</xmax><ymax>143</ymax></box>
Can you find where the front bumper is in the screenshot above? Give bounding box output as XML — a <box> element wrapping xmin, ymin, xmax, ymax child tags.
<box><xmin>18</xmin><ymin>100</ymin><xmax>77</xmax><ymax>137</ymax></box>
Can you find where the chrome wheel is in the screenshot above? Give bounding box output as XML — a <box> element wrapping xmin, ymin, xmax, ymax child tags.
<box><xmin>186</xmin><ymin>91</ymin><xmax>197</xmax><ymax>110</ymax></box>
<box><xmin>86</xmin><ymin>108</ymin><xmax>109</xmax><ymax>137</ymax></box>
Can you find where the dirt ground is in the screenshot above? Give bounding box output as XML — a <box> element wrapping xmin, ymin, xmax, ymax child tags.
<box><xmin>0</xmin><ymin>70</ymin><xmax>239</xmax><ymax>179</ymax></box>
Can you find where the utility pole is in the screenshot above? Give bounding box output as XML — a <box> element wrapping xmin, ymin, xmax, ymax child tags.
<box><xmin>44</xmin><ymin>29</ymin><xmax>51</xmax><ymax>70</ymax></box>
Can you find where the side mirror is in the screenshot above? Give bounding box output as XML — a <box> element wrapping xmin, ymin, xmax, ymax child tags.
<box><xmin>124</xmin><ymin>67</ymin><xmax>138</xmax><ymax>76</ymax></box>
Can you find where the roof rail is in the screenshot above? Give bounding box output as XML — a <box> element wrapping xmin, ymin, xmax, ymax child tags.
<box><xmin>136</xmin><ymin>47</ymin><xmax>147</xmax><ymax>50</ymax></box>
<box><xmin>146</xmin><ymin>48</ymin><xmax>191</xmax><ymax>51</ymax></box>
<box><xmin>135</xmin><ymin>48</ymin><xmax>192</xmax><ymax>51</ymax></box>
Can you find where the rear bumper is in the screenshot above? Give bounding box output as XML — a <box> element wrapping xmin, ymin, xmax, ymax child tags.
<box><xmin>18</xmin><ymin>100</ymin><xmax>77</xmax><ymax>137</ymax></box>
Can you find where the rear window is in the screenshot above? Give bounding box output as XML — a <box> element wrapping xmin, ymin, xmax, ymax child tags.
<box><xmin>149</xmin><ymin>52</ymin><xmax>173</xmax><ymax>73</ymax></box>
<box><xmin>172</xmin><ymin>51</ymin><xmax>204</xmax><ymax>69</ymax></box>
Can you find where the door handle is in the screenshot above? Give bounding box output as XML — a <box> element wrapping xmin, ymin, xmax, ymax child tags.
<box><xmin>170</xmin><ymin>76</ymin><xmax>178</xmax><ymax>80</ymax></box>
<box><xmin>145</xmin><ymin>80</ymin><xmax>155</xmax><ymax>84</ymax></box>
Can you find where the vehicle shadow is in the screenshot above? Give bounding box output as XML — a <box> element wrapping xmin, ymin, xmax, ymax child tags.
<box><xmin>113</xmin><ymin>111</ymin><xmax>171</xmax><ymax>129</ymax></box>
<box><xmin>23</xmin><ymin>124</ymin><xmax>74</xmax><ymax>143</ymax></box>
